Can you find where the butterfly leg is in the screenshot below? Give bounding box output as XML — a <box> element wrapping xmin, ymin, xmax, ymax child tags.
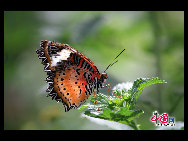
<box><xmin>93</xmin><ymin>90</ymin><xmax>99</xmax><ymax>111</ymax></box>
<box><xmin>101</xmin><ymin>85</ymin><xmax>112</xmax><ymax>98</ymax></box>
<box><xmin>107</xmin><ymin>86</ymin><xmax>110</xmax><ymax>98</ymax></box>
<box><xmin>106</xmin><ymin>84</ymin><xmax>122</xmax><ymax>98</ymax></box>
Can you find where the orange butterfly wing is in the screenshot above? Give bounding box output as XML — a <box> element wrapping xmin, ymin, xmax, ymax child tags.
<box><xmin>36</xmin><ymin>40</ymin><xmax>102</xmax><ymax>112</ymax></box>
<box><xmin>54</xmin><ymin>67</ymin><xmax>92</xmax><ymax>111</ymax></box>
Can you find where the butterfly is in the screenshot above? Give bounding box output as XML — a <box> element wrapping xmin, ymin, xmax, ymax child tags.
<box><xmin>36</xmin><ymin>40</ymin><xmax>125</xmax><ymax>112</ymax></box>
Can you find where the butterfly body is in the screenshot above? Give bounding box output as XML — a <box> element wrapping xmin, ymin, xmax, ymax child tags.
<box><xmin>36</xmin><ymin>40</ymin><xmax>107</xmax><ymax>112</ymax></box>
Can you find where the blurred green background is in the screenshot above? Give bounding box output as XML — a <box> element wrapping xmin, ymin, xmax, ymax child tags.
<box><xmin>4</xmin><ymin>11</ymin><xmax>184</xmax><ymax>130</ymax></box>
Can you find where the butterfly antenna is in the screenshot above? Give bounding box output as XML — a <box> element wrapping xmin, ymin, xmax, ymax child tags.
<box><xmin>104</xmin><ymin>49</ymin><xmax>125</xmax><ymax>72</ymax></box>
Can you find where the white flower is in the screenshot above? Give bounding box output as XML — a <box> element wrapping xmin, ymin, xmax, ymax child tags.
<box><xmin>113</xmin><ymin>82</ymin><xmax>133</xmax><ymax>92</ymax></box>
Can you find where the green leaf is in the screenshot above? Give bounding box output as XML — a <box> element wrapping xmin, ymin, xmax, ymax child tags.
<box><xmin>83</xmin><ymin>107</ymin><xmax>144</xmax><ymax>130</ymax></box>
<box><xmin>78</xmin><ymin>105</ymin><xmax>88</xmax><ymax>111</ymax></box>
<box><xmin>128</xmin><ymin>77</ymin><xmax>166</xmax><ymax>109</ymax></box>
<box><xmin>110</xmin><ymin>108</ymin><xmax>144</xmax><ymax>122</ymax></box>
<box><xmin>83</xmin><ymin>109</ymin><xmax>112</xmax><ymax>120</ymax></box>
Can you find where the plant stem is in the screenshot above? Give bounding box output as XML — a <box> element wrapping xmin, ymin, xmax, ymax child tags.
<box><xmin>130</xmin><ymin>120</ymin><xmax>139</xmax><ymax>130</ymax></box>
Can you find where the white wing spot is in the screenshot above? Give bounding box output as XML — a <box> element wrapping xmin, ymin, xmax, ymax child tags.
<box><xmin>51</xmin><ymin>49</ymin><xmax>72</xmax><ymax>66</ymax></box>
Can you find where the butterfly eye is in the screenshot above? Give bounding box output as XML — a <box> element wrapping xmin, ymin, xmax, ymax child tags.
<box><xmin>100</xmin><ymin>73</ymin><xmax>108</xmax><ymax>82</ymax></box>
<box><xmin>101</xmin><ymin>73</ymin><xmax>107</xmax><ymax>79</ymax></box>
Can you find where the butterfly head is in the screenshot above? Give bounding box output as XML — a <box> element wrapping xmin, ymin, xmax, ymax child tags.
<box><xmin>100</xmin><ymin>72</ymin><xmax>108</xmax><ymax>83</ymax></box>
